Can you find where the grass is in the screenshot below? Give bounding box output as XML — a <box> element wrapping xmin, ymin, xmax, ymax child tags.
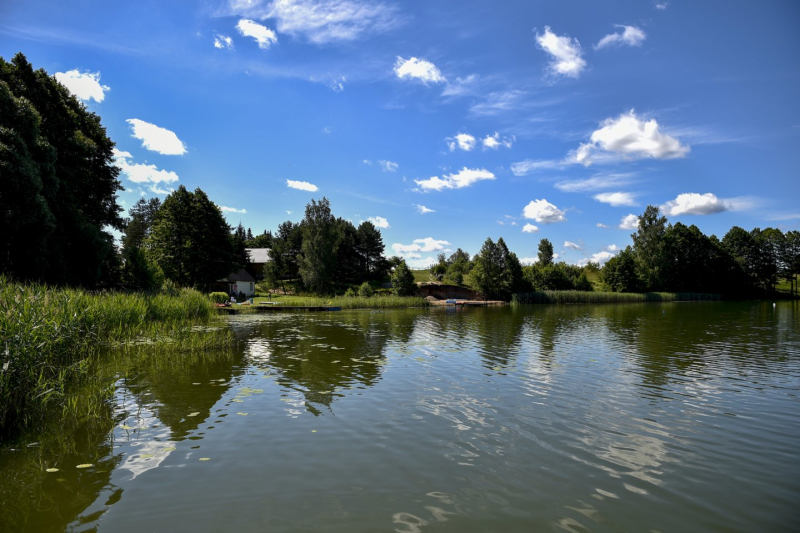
<box><xmin>511</xmin><ymin>290</ymin><xmax>721</xmax><ymax>304</ymax></box>
<box><xmin>252</xmin><ymin>294</ymin><xmax>430</xmax><ymax>309</ymax></box>
<box><xmin>0</xmin><ymin>276</ymin><xmax>228</xmax><ymax>439</ymax></box>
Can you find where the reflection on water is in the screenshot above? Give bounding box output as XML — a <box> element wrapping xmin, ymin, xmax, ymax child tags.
<box><xmin>1</xmin><ymin>302</ymin><xmax>798</xmax><ymax>532</ymax></box>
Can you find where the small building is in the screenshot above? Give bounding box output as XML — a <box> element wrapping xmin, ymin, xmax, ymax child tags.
<box><xmin>245</xmin><ymin>248</ymin><xmax>271</xmax><ymax>280</ymax></box>
<box><xmin>218</xmin><ymin>269</ymin><xmax>256</xmax><ymax>298</ymax></box>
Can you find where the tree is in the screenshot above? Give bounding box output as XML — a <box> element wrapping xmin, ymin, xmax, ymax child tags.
<box><xmin>299</xmin><ymin>198</ymin><xmax>337</xmax><ymax>293</ymax></box>
<box><xmin>537</xmin><ymin>239</ymin><xmax>554</xmax><ymax>267</ymax></box>
<box><xmin>445</xmin><ymin>248</ymin><xmax>471</xmax><ymax>285</ymax></box>
<box><xmin>601</xmin><ymin>246</ymin><xmax>640</xmax><ymax>292</ymax></box>
<box><xmin>356</xmin><ymin>221</ymin><xmax>387</xmax><ymax>279</ymax></box>
<box><xmin>146</xmin><ymin>186</ymin><xmax>238</xmax><ymax>290</ymax></box>
<box><xmin>0</xmin><ymin>53</ymin><xmax>124</xmax><ymax>287</ymax></box>
<box><xmin>245</xmin><ymin>230</ymin><xmax>273</xmax><ymax>249</ymax></box>
<box><xmin>631</xmin><ymin>205</ymin><xmax>668</xmax><ymax>291</ymax></box>
<box><xmin>471</xmin><ymin>238</ymin><xmax>505</xmax><ymax>300</ymax></box>
<box><xmin>122</xmin><ymin>197</ymin><xmax>161</xmax><ymax>252</ymax></box>
<box><xmin>391</xmin><ymin>259</ymin><xmax>416</xmax><ymax>296</ymax></box>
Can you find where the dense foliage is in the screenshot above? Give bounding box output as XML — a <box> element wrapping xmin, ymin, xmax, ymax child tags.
<box><xmin>0</xmin><ymin>53</ymin><xmax>124</xmax><ymax>287</ymax></box>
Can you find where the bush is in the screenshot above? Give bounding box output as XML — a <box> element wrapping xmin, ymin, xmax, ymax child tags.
<box><xmin>357</xmin><ymin>282</ymin><xmax>374</xmax><ymax>298</ymax></box>
<box><xmin>343</xmin><ymin>287</ymin><xmax>356</xmax><ymax>297</ymax></box>
<box><xmin>209</xmin><ymin>292</ymin><xmax>229</xmax><ymax>304</ymax></box>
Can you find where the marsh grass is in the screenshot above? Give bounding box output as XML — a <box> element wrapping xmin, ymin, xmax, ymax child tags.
<box><xmin>0</xmin><ymin>276</ymin><xmax>227</xmax><ymax>438</ymax></box>
<box><xmin>254</xmin><ymin>294</ymin><xmax>430</xmax><ymax>309</ymax></box>
<box><xmin>511</xmin><ymin>290</ymin><xmax>721</xmax><ymax>304</ymax></box>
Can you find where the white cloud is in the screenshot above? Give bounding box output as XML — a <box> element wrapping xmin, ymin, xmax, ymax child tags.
<box><xmin>379</xmin><ymin>160</ymin><xmax>398</xmax><ymax>172</ymax></box>
<box><xmin>564</xmin><ymin>241</ymin><xmax>582</xmax><ymax>250</ymax></box>
<box><xmin>510</xmin><ymin>159</ymin><xmax>567</xmax><ymax>175</ymax></box>
<box><xmin>415</xmin><ymin>204</ymin><xmax>435</xmax><ymax>214</ymax></box>
<box><xmin>578</xmin><ymin>251</ymin><xmax>615</xmax><ymax>266</ymax></box>
<box><xmin>247</xmin><ymin>0</ymin><xmax>403</xmax><ymax>44</ymax></box>
<box><xmin>469</xmin><ymin>90</ymin><xmax>525</xmax><ymax>116</ymax></box>
<box><xmin>447</xmin><ymin>133</ymin><xmax>476</xmax><ymax>152</ymax></box>
<box><xmin>126</xmin><ymin>119</ymin><xmax>187</xmax><ymax>155</ymax></box>
<box><xmin>113</xmin><ymin>149</ymin><xmax>180</xmax><ymax>184</ymax></box>
<box><xmin>555</xmin><ymin>172</ymin><xmax>637</xmax><ymax>192</ymax></box>
<box><xmin>655</xmin><ymin>2</ymin><xmax>668</xmax><ymax>10</ymax></box>
<box><xmin>362</xmin><ymin>159</ymin><xmax>372</xmax><ymax>165</ymax></box>
<box><xmin>619</xmin><ymin>214</ymin><xmax>640</xmax><ymax>230</ymax></box>
<box><xmin>482</xmin><ymin>132</ymin><xmax>514</xmax><ymax>150</ymax></box>
<box><xmin>414</xmin><ymin>167</ymin><xmax>495</xmax><ymax>192</ymax></box>
<box><xmin>441</xmin><ymin>74</ymin><xmax>479</xmax><ymax>97</ymax></box>
<box><xmin>594</xmin><ymin>191</ymin><xmax>638</xmax><ymax>206</ymax></box>
<box><xmin>522</xmin><ymin>223</ymin><xmax>539</xmax><ymax>233</ymax></box>
<box><xmin>237</xmin><ymin>19</ymin><xmax>278</xmax><ymax>48</ymax></box>
<box><xmin>574</xmin><ymin>110</ymin><xmax>689</xmax><ymax>165</ymax></box>
<box><xmin>322</xmin><ymin>126</ymin><xmax>331</xmax><ymax>134</ymax></box>
<box><xmin>519</xmin><ymin>257</ymin><xmax>539</xmax><ymax>265</ymax></box>
<box><xmin>606</xmin><ymin>244</ymin><xmax>620</xmax><ymax>251</ymax></box>
<box><xmin>327</xmin><ymin>75</ymin><xmax>345</xmax><ymax>92</ymax></box>
<box><xmin>220</xmin><ymin>205</ymin><xmax>247</xmax><ymax>213</ymax></box>
<box><xmin>535</xmin><ymin>26</ymin><xmax>587</xmax><ymax>78</ymax></box>
<box><xmin>595</xmin><ymin>25</ymin><xmax>646</xmax><ymax>50</ymax></box>
<box><xmin>597</xmin><ymin>222</ymin><xmax>609</xmax><ymax>229</ymax></box>
<box><xmin>365</xmin><ymin>216</ymin><xmax>390</xmax><ymax>228</ymax></box>
<box><xmin>54</xmin><ymin>70</ymin><xmax>109</xmax><ymax>102</ymax></box>
<box><xmin>394</xmin><ymin>56</ymin><xmax>446</xmax><ymax>84</ymax></box>
<box><xmin>214</xmin><ymin>34</ymin><xmax>235</xmax><ymax>50</ymax></box>
<box><xmin>661</xmin><ymin>192</ymin><xmax>729</xmax><ymax>216</ymax></box>
<box><xmin>287</xmin><ymin>179</ymin><xmax>318</xmax><ymax>191</ymax></box>
<box><xmin>391</xmin><ymin>237</ymin><xmax>451</xmax><ymax>256</ymax></box>
<box><xmin>522</xmin><ymin>199</ymin><xmax>567</xmax><ymax>224</ymax></box>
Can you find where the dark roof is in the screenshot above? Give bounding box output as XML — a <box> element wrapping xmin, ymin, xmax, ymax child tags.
<box><xmin>221</xmin><ymin>269</ymin><xmax>256</xmax><ymax>283</ymax></box>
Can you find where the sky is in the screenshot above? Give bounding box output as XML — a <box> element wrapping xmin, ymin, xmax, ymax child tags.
<box><xmin>2</xmin><ymin>0</ymin><xmax>799</xmax><ymax>267</ymax></box>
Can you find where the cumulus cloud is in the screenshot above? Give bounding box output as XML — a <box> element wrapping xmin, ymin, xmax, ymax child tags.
<box><xmin>577</xmin><ymin>251</ymin><xmax>615</xmax><ymax>266</ymax></box>
<box><xmin>237</xmin><ymin>19</ymin><xmax>278</xmax><ymax>48</ymax></box>
<box><xmin>394</xmin><ymin>57</ymin><xmax>446</xmax><ymax>84</ymax></box>
<box><xmin>511</xmin><ymin>112</ymin><xmax>688</xmax><ymax>175</ymax></box>
<box><xmin>535</xmin><ymin>26</ymin><xmax>587</xmax><ymax>78</ymax></box>
<box><xmin>362</xmin><ymin>159</ymin><xmax>372</xmax><ymax>165</ymax></box>
<box><xmin>214</xmin><ymin>34</ymin><xmax>235</xmax><ymax>49</ymax></box>
<box><xmin>597</xmin><ymin>222</ymin><xmax>609</xmax><ymax>228</ymax></box>
<box><xmin>447</xmin><ymin>133</ymin><xmax>476</xmax><ymax>152</ymax></box>
<box><xmin>606</xmin><ymin>244</ymin><xmax>620</xmax><ymax>251</ymax></box>
<box><xmin>246</xmin><ymin>0</ymin><xmax>403</xmax><ymax>44</ymax></box>
<box><xmin>127</xmin><ymin>119</ymin><xmax>187</xmax><ymax>155</ymax></box>
<box><xmin>220</xmin><ymin>205</ymin><xmax>247</xmax><ymax>213</ymax></box>
<box><xmin>54</xmin><ymin>70</ymin><xmax>109</xmax><ymax>102</ymax></box>
<box><xmin>365</xmin><ymin>216</ymin><xmax>390</xmax><ymax>228</ymax></box>
<box><xmin>415</xmin><ymin>204</ymin><xmax>435</xmax><ymax>214</ymax></box>
<box><xmin>522</xmin><ymin>199</ymin><xmax>567</xmax><ymax>224</ymax></box>
<box><xmin>595</xmin><ymin>25</ymin><xmax>646</xmax><ymax>50</ymax></box>
<box><xmin>287</xmin><ymin>179</ymin><xmax>318</xmax><ymax>191</ymax></box>
<box><xmin>655</xmin><ymin>2</ymin><xmax>668</xmax><ymax>9</ymax></box>
<box><xmin>482</xmin><ymin>132</ymin><xmax>514</xmax><ymax>150</ymax></box>
<box><xmin>522</xmin><ymin>223</ymin><xmax>539</xmax><ymax>233</ymax></box>
<box><xmin>414</xmin><ymin>167</ymin><xmax>495</xmax><ymax>192</ymax></box>
<box><xmin>391</xmin><ymin>237</ymin><xmax>451</xmax><ymax>256</ymax></box>
<box><xmin>661</xmin><ymin>192</ymin><xmax>729</xmax><ymax>216</ymax></box>
<box><xmin>619</xmin><ymin>214</ymin><xmax>640</xmax><ymax>230</ymax></box>
<box><xmin>564</xmin><ymin>241</ymin><xmax>582</xmax><ymax>250</ymax></box>
<box><xmin>594</xmin><ymin>191</ymin><xmax>638</xmax><ymax>206</ymax></box>
<box><xmin>379</xmin><ymin>160</ymin><xmax>398</xmax><ymax>172</ymax></box>
<box><xmin>113</xmin><ymin>149</ymin><xmax>179</xmax><ymax>185</ymax></box>
<box><xmin>574</xmin><ymin>110</ymin><xmax>689</xmax><ymax>165</ymax></box>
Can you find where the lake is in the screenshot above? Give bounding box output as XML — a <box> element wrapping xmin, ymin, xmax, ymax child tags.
<box><xmin>2</xmin><ymin>301</ymin><xmax>799</xmax><ymax>532</ymax></box>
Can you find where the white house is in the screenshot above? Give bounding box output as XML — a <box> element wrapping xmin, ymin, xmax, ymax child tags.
<box><xmin>220</xmin><ymin>269</ymin><xmax>256</xmax><ymax>298</ymax></box>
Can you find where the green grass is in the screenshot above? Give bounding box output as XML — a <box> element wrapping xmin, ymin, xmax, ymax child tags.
<box><xmin>0</xmin><ymin>276</ymin><xmax>228</xmax><ymax>438</ymax></box>
<box><xmin>511</xmin><ymin>290</ymin><xmax>721</xmax><ymax>304</ymax></box>
<box><xmin>253</xmin><ymin>294</ymin><xmax>429</xmax><ymax>309</ymax></box>
<box><xmin>411</xmin><ymin>269</ymin><xmax>432</xmax><ymax>283</ymax></box>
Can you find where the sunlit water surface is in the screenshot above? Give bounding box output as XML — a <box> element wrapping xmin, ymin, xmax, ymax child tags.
<box><xmin>2</xmin><ymin>302</ymin><xmax>799</xmax><ymax>532</ymax></box>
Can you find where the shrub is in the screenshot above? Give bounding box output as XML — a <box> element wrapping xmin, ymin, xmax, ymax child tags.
<box><xmin>357</xmin><ymin>282</ymin><xmax>374</xmax><ymax>298</ymax></box>
<box><xmin>209</xmin><ymin>292</ymin><xmax>229</xmax><ymax>304</ymax></box>
<box><xmin>343</xmin><ymin>288</ymin><xmax>356</xmax><ymax>297</ymax></box>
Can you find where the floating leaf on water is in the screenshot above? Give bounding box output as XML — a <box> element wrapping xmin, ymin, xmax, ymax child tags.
<box><xmin>76</xmin><ymin>464</ymin><xmax>93</xmax><ymax>469</ymax></box>
<box><xmin>199</xmin><ymin>457</ymin><xmax>211</xmax><ymax>461</ymax></box>
<box><xmin>192</xmin><ymin>383</ymin><xmax>201</xmax><ymax>385</ymax></box>
<box><xmin>140</xmin><ymin>454</ymin><xmax>154</xmax><ymax>459</ymax></box>
<box><xmin>232</xmin><ymin>399</ymin><xmax>244</xmax><ymax>403</ymax></box>
<box><xmin>162</xmin><ymin>447</ymin><xmax>176</xmax><ymax>452</ymax></box>
<box><xmin>119</xmin><ymin>425</ymin><xmax>135</xmax><ymax>430</ymax></box>
<box><xmin>187</xmin><ymin>412</ymin><xmax>200</xmax><ymax>417</ymax></box>
<box><xmin>492</xmin><ymin>366</ymin><xmax>502</xmax><ymax>371</ymax></box>
<box><xmin>311</xmin><ymin>430</ymin><xmax>317</xmax><ymax>433</ymax></box>
<box><xmin>46</xmin><ymin>468</ymin><xmax>59</xmax><ymax>473</ymax></box>
<box><xmin>236</xmin><ymin>412</ymin><xmax>248</xmax><ymax>416</ymax></box>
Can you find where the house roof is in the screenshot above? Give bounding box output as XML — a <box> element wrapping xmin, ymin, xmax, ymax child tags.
<box><xmin>223</xmin><ymin>269</ymin><xmax>256</xmax><ymax>283</ymax></box>
<box><xmin>246</xmin><ymin>248</ymin><xmax>271</xmax><ymax>263</ymax></box>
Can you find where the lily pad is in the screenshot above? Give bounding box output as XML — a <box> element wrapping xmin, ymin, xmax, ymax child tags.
<box><xmin>236</xmin><ymin>412</ymin><xmax>248</xmax><ymax>416</ymax></box>
<box><xmin>119</xmin><ymin>425</ymin><xmax>136</xmax><ymax>430</ymax></box>
<box><xmin>162</xmin><ymin>447</ymin><xmax>176</xmax><ymax>452</ymax></box>
<box><xmin>46</xmin><ymin>468</ymin><xmax>59</xmax><ymax>473</ymax></box>
<box><xmin>76</xmin><ymin>464</ymin><xmax>93</xmax><ymax>469</ymax></box>
<box><xmin>199</xmin><ymin>457</ymin><xmax>211</xmax><ymax>461</ymax></box>
<box><xmin>187</xmin><ymin>412</ymin><xmax>200</xmax><ymax>417</ymax></box>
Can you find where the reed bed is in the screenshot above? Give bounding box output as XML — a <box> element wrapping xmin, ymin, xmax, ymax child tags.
<box><xmin>511</xmin><ymin>290</ymin><xmax>721</xmax><ymax>304</ymax></box>
<box><xmin>0</xmin><ymin>276</ymin><xmax>222</xmax><ymax>438</ymax></box>
<box><xmin>263</xmin><ymin>294</ymin><xmax>430</xmax><ymax>309</ymax></box>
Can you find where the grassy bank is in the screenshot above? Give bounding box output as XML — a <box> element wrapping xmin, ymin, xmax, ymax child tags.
<box><xmin>511</xmin><ymin>290</ymin><xmax>721</xmax><ymax>304</ymax></box>
<box><xmin>253</xmin><ymin>294</ymin><xmax>430</xmax><ymax>309</ymax></box>
<box><xmin>0</xmin><ymin>276</ymin><xmax>226</xmax><ymax>438</ymax></box>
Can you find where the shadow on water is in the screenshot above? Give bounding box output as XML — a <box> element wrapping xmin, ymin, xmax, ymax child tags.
<box><xmin>0</xmin><ymin>342</ymin><xmax>241</xmax><ymax>532</ymax></box>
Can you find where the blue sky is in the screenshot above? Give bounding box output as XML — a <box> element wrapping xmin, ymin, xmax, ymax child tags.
<box><xmin>2</xmin><ymin>0</ymin><xmax>799</xmax><ymax>267</ymax></box>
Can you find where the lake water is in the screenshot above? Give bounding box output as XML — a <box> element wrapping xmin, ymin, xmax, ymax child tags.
<box><xmin>2</xmin><ymin>301</ymin><xmax>799</xmax><ymax>532</ymax></box>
